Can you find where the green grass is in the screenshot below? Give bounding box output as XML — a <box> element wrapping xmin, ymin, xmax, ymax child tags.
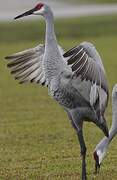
<box><xmin>1</xmin><ymin>15</ymin><xmax>117</xmax><ymax>43</ymax></box>
<box><xmin>0</xmin><ymin>14</ymin><xmax>117</xmax><ymax>179</ymax></box>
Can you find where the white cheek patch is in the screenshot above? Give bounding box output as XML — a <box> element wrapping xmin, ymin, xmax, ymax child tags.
<box><xmin>97</xmin><ymin>149</ymin><xmax>106</xmax><ymax>164</ymax></box>
<box><xmin>33</xmin><ymin>7</ymin><xmax>45</xmax><ymax>15</ymax></box>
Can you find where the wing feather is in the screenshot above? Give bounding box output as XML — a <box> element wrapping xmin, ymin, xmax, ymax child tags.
<box><xmin>64</xmin><ymin>41</ymin><xmax>109</xmax><ymax>111</ymax></box>
<box><xmin>5</xmin><ymin>44</ymin><xmax>47</xmax><ymax>86</ymax></box>
<box><xmin>5</xmin><ymin>44</ymin><xmax>67</xmax><ymax>86</ymax></box>
<box><xmin>64</xmin><ymin>42</ymin><xmax>108</xmax><ymax>95</ymax></box>
<box><xmin>67</xmin><ymin>47</ymin><xmax>84</xmax><ymax>65</ymax></box>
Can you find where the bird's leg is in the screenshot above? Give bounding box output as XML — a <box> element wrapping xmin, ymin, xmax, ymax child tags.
<box><xmin>77</xmin><ymin>129</ymin><xmax>87</xmax><ymax>180</ymax></box>
<box><xmin>67</xmin><ymin>110</ymin><xmax>87</xmax><ymax>180</ymax></box>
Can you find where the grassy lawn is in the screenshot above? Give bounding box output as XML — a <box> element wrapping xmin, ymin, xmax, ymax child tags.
<box><xmin>0</xmin><ymin>14</ymin><xmax>117</xmax><ymax>179</ymax></box>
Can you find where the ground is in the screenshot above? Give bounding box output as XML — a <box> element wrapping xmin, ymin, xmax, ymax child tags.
<box><xmin>0</xmin><ymin>14</ymin><xmax>117</xmax><ymax>179</ymax></box>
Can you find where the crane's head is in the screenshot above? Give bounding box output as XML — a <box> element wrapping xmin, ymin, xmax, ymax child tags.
<box><xmin>14</xmin><ymin>3</ymin><xmax>50</xmax><ymax>19</ymax></box>
<box><xmin>93</xmin><ymin>148</ymin><xmax>107</xmax><ymax>174</ymax></box>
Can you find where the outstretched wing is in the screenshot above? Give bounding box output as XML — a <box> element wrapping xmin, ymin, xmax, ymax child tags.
<box><xmin>64</xmin><ymin>41</ymin><xmax>109</xmax><ymax>110</ymax></box>
<box><xmin>5</xmin><ymin>44</ymin><xmax>67</xmax><ymax>86</ymax></box>
<box><xmin>5</xmin><ymin>44</ymin><xmax>47</xmax><ymax>85</ymax></box>
<box><xmin>64</xmin><ymin>42</ymin><xmax>108</xmax><ymax>94</ymax></box>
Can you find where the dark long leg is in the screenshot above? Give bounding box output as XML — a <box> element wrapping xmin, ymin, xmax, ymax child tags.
<box><xmin>67</xmin><ymin>111</ymin><xmax>87</xmax><ymax>180</ymax></box>
<box><xmin>77</xmin><ymin>129</ymin><xmax>87</xmax><ymax>180</ymax></box>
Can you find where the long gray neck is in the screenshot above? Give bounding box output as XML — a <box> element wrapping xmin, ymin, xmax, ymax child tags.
<box><xmin>95</xmin><ymin>90</ymin><xmax>117</xmax><ymax>152</ymax></box>
<box><xmin>43</xmin><ymin>9</ymin><xmax>64</xmax><ymax>83</ymax></box>
<box><xmin>45</xmin><ymin>11</ymin><xmax>57</xmax><ymax>46</ymax></box>
<box><xmin>110</xmin><ymin>91</ymin><xmax>117</xmax><ymax>139</ymax></box>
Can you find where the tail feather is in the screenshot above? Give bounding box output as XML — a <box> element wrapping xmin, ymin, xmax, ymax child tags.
<box><xmin>95</xmin><ymin>108</ymin><xmax>109</xmax><ymax>138</ymax></box>
<box><xmin>100</xmin><ymin>116</ymin><xmax>109</xmax><ymax>137</ymax></box>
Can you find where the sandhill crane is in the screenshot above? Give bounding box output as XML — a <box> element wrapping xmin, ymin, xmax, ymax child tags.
<box><xmin>5</xmin><ymin>3</ymin><xmax>109</xmax><ymax>180</ymax></box>
<box><xmin>93</xmin><ymin>84</ymin><xmax>117</xmax><ymax>174</ymax></box>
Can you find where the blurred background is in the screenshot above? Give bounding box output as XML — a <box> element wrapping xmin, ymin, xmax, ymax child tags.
<box><xmin>1</xmin><ymin>0</ymin><xmax>117</xmax><ymax>20</ymax></box>
<box><xmin>0</xmin><ymin>0</ymin><xmax>117</xmax><ymax>179</ymax></box>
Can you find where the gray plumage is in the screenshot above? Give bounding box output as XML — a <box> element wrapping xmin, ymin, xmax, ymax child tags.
<box><xmin>5</xmin><ymin>3</ymin><xmax>109</xmax><ymax>180</ymax></box>
<box><xmin>94</xmin><ymin>84</ymin><xmax>117</xmax><ymax>168</ymax></box>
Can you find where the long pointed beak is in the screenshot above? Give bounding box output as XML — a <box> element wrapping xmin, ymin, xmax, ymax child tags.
<box><xmin>95</xmin><ymin>161</ymin><xmax>100</xmax><ymax>174</ymax></box>
<box><xmin>14</xmin><ymin>7</ymin><xmax>36</xmax><ymax>20</ymax></box>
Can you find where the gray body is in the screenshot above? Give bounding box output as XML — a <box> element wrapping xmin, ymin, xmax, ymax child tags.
<box><xmin>5</xmin><ymin>4</ymin><xmax>109</xmax><ymax>180</ymax></box>
<box><xmin>43</xmin><ymin>10</ymin><xmax>109</xmax><ymax>135</ymax></box>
